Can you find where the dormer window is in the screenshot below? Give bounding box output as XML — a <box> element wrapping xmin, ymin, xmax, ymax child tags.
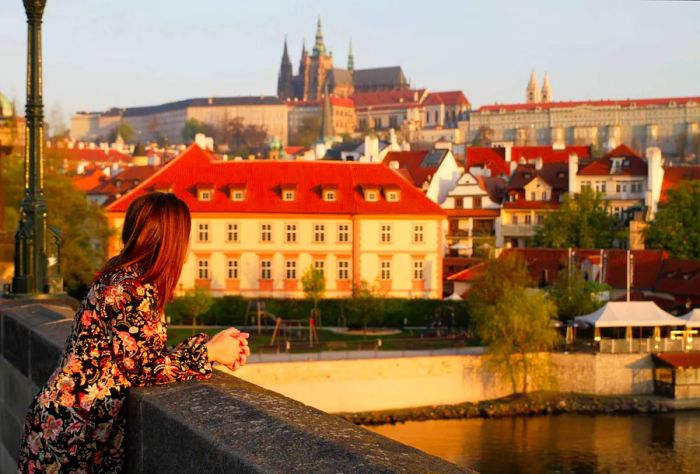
<box><xmin>383</xmin><ymin>186</ymin><xmax>401</xmax><ymax>202</ymax></box>
<box><xmin>324</xmin><ymin>190</ymin><xmax>337</xmax><ymax>202</ymax></box>
<box><xmin>228</xmin><ymin>184</ymin><xmax>247</xmax><ymax>202</ymax></box>
<box><xmin>282</xmin><ymin>190</ymin><xmax>296</xmax><ymax>201</ymax></box>
<box><xmin>363</xmin><ymin>186</ymin><xmax>380</xmax><ymax>202</ymax></box>
<box><xmin>196</xmin><ymin>183</ymin><xmax>215</xmax><ymax>201</ymax></box>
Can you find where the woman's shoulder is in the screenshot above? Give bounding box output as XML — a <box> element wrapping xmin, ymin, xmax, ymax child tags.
<box><xmin>94</xmin><ymin>264</ymin><xmax>153</xmax><ymax>298</ymax></box>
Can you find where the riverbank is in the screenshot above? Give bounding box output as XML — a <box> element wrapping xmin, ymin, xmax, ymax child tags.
<box><xmin>338</xmin><ymin>392</ymin><xmax>700</xmax><ymax>426</ymax></box>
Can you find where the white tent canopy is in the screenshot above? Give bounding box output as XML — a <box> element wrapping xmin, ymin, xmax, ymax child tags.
<box><xmin>574</xmin><ymin>301</ymin><xmax>684</xmax><ymax>328</ymax></box>
<box><xmin>443</xmin><ymin>292</ymin><xmax>462</xmax><ymax>301</ymax></box>
<box><xmin>679</xmin><ymin>309</ymin><xmax>700</xmax><ymax>328</ymax></box>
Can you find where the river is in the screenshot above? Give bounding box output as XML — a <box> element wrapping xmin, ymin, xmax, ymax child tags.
<box><xmin>366</xmin><ymin>412</ymin><xmax>700</xmax><ymax>473</ymax></box>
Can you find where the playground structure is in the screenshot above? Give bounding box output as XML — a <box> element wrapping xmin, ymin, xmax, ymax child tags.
<box><xmin>246</xmin><ymin>300</ymin><xmax>319</xmax><ymax>348</ymax></box>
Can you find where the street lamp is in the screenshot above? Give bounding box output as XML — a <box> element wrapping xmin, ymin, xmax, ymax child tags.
<box><xmin>11</xmin><ymin>0</ymin><xmax>61</xmax><ymax>296</ymax></box>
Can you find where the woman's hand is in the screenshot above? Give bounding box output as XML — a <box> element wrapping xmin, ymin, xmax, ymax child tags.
<box><xmin>205</xmin><ymin>327</ymin><xmax>250</xmax><ymax>371</ymax></box>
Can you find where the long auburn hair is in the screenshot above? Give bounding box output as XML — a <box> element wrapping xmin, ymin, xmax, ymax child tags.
<box><xmin>99</xmin><ymin>192</ymin><xmax>191</xmax><ymax>313</ymax></box>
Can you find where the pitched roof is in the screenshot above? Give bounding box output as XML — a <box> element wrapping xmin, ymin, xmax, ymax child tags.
<box><xmin>89</xmin><ymin>165</ymin><xmax>159</xmax><ymax>205</ymax></box>
<box><xmin>48</xmin><ymin>146</ymin><xmax>132</xmax><ymax>165</ymax></box>
<box><xmin>72</xmin><ymin>167</ymin><xmax>106</xmax><ymax>192</ymax></box>
<box><xmin>353</xmin><ymin>67</ymin><xmax>408</xmax><ymax>89</ymax></box>
<box><xmin>475</xmin><ymin>175</ymin><xmax>507</xmax><ymax>203</ymax></box>
<box><xmin>465</xmin><ymin>148</ymin><xmax>511</xmax><ymax>176</ymax></box>
<box><xmin>329</xmin><ymin>68</ymin><xmax>354</xmax><ymax>87</ymax></box>
<box><xmin>477</xmin><ymin>96</ymin><xmax>700</xmax><ymax>113</ymax></box>
<box><xmin>424</xmin><ymin>91</ymin><xmax>470</xmax><ymax>107</ymax></box>
<box><xmin>653</xmin><ymin>353</ymin><xmax>700</xmax><ymax>369</ymax></box>
<box><xmin>465</xmin><ymin>145</ymin><xmax>590</xmax><ymax>178</ymax></box>
<box><xmin>508</xmin><ymin>163</ymin><xmax>569</xmax><ymax>191</ymax></box>
<box><xmin>121</xmin><ymin>96</ymin><xmax>283</xmax><ymax>117</ymax></box>
<box><xmin>106</xmin><ymin>145</ymin><xmax>446</xmax><ymax>216</ymax></box>
<box><xmin>287</xmin><ymin>96</ymin><xmax>355</xmax><ymax>108</ymax></box>
<box><xmin>447</xmin><ymin>262</ymin><xmax>487</xmax><ymax>282</ymax></box>
<box><xmin>660</xmin><ymin>166</ymin><xmax>700</xmax><ymax>202</ymax></box>
<box><xmin>351</xmin><ymin>89</ymin><xmax>426</xmax><ymax>111</ymax></box>
<box><xmin>578</xmin><ymin>144</ymin><xmax>647</xmax><ymax>176</ymax></box>
<box><xmin>382</xmin><ymin>150</ymin><xmax>448</xmax><ymax>188</ymax></box>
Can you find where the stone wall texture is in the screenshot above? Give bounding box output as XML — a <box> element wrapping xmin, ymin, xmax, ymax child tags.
<box><xmin>0</xmin><ymin>301</ymin><xmax>466</xmax><ymax>474</ymax></box>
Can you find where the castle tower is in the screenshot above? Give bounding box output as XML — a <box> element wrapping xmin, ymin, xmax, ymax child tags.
<box><xmin>348</xmin><ymin>39</ymin><xmax>354</xmax><ymax>74</ymax></box>
<box><xmin>541</xmin><ymin>73</ymin><xmax>552</xmax><ymax>103</ymax></box>
<box><xmin>526</xmin><ymin>70</ymin><xmax>541</xmax><ymax>104</ymax></box>
<box><xmin>313</xmin><ymin>17</ymin><xmax>326</xmax><ymax>56</ymax></box>
<box><xmin>306</xmin><ymin>17</ymin><xmax>334</xmax><ymax>100</ymax></box>
<box><xmin>277</xmin><ymin>38</ymin><xmax>294</xmax><ymax>100</ymax></box>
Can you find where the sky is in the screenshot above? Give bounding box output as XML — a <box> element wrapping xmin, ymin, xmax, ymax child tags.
<box><xmin>1</xmin><ymin>0</ymin><xmax>699</xmax><ymax>127</ymax></box>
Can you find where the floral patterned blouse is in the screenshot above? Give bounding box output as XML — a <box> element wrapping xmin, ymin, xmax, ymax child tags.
<box><xmin>18</xmin><ymin>263</ymin><xmax>212</xmax><ymax>473</ymax></box>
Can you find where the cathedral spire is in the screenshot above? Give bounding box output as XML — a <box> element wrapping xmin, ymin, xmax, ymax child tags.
<box><xmin>526</xmin><ymin>70</ymin><xmax>541</xmax><ymax>104</ymax></box>
<box><xmin>347</xmin><ymin>39</ymin><xmax>354</xmax><ymax>74</ymax></box>
<box><xmin>313</xmin><ymin>16</ymin><xmax>326</xmax><ymax>56</ymax></box>
<box><xmin>541</xmin><ymin>72</ymin><xmax>552</xmax><ymax>103</ymax></box>
<box><xmin>277</xmin><ymin>37</ymin><xmax>294</xmax><ymax>100</ymax></box>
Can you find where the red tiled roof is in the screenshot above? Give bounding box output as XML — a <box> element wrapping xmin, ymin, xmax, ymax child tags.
<box><xmin>465</xmin><ymin>148</ymin><xmax>511</xmax><ymax>176</ymax></box>
<box><xmin>106</xmin><ymin>145</ymin><xmax>446</xmax><ymax>216</ymax></box>
<box><xmin>508</xmin><ymin>162</ymin><xmax>569</xmax><ymax>192</ymax></box>
<box><xmin>653</xmin><ymin>353</ymin><xmax>700</xmax><ymax>369</ymax></box>
<box><xmin>465</xmin><ymin>146</ymin><xmax>590</xmax><ymax>178</ymax></box>
<box><xmin>48</xmin><ymin>146</ymin><xmax>132</xmax><ymax>164</ymax></box>
<box><xmin>654</xmin><ymin>258</ymin><xmax>700</xmax><ymax>299</ymax></box>
<box><xmin>72</xmin><ymin>168</ymin><xmax>106</xmax><ymax>192</ymax></box>
<box><xmin>660</xmin><ymin>166</ymin><xmax>700</xmax><ymax>202</ymax></box>
<box><xmin>445</xmin><ymin>208</ymin><xmax>500</xmax><ymax>218</ymax></box>
<box><xmin>424</xmin><ymin>91</ymin><xmax>470</xmax><ymax>107</ymax></box>
<box><xmin>475</xmin><ymin>175</ymin><xmax>507</xmax><ymax>203</ymax></box>
<box><xmin>383</xmin><ymin>150</ymin><xmax>445</xmax><ymax>188</ymax></box>
<box><xmin>284</xmin><ymin>146</ymin><xmax>307</xmax><ymax>156</ymax></box>
<box><xmin>477</xmin><ymin>96</ymin><xmax>700</xmax><ymax>113</ymax></box>
<box><xmin>578</xmin><ymin>144</ymin><xmax>647</xmax><ymax>176</ymax></box>
<box><xmin>447</xmin><ymin>262</ymin><xmax>487</xmax><ymax>282</ymax></box>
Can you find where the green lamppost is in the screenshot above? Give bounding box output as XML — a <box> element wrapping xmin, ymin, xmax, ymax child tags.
<box><xmin>12</xmin><ymin>0</ymin><xmax>61</xmax><ymax>295</ymax></box>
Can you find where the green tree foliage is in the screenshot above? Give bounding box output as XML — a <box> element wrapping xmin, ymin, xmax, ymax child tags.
<box><xmin>645</xmin><ymin>180</ymin><xmax>700</xmax><ymax>259</ymax></box>
<box><xmin>549</xmin><ymin>263</ymin><xmax>607</xmax><ymax>320</ymax></box>
<box><xmin>301</xmin><ymin>266</ymin><xmax>325</xmax><ymax>317</ymax></box>
<box><xmin>179</xmin><ymin>286</ymin><xmax>214</xmax><ymax>333</ymax></box>
<box><xmin>474</xmin><ymin>288</ymin><xmax>559</xmax><ymax>394</ymax></box>
<box><xmin>289</xmin><ymin>115</ymin><xmax>322</xmax><ymax>147</ymax></box>
<box><xmin>1</xmin><ymin>152</ymin><xmax>111</xmax><ymax>297</ymax></box>
<box><xmin>347</xmin><ymin>279</ymin><xmax>386</xmax><ymax>330</ymax></box>
<box><xmin>534</xmin><ymin>187</ymin><xmax>617</xmax><ymax>249</ymax></box>
<box><xmin>108</xmin><ymin>121</ymin><xmax>135</xmax><ymax>143</ymax></box>
<box><xmin>467</xmin><ymin>253</ymin><xmax>533</xmax><ymax>316</ymax></box>
<box><xmin>181</xmin><ymin>118</ymin><xmax>213</xmax><ymax>144</ymax></box>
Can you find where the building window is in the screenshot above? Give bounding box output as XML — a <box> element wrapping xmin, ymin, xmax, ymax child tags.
<box><xmin>197</xmin><ymin>259</ymin><xmax>209</xmax><ymax>279</ymax></box>
<box><xmin>426</xmin><ymin>111</ymin><xmax>430</xmax><ymax>123</ymax></box>
<box><xmin>595</xmin><ymin>181</ymin><xmax>606</xmax><ymax>193</ymax></box>
<box><xmin>380</xmin><ymin>224</ymin><xmax>392</xmax><ymax>243</ymax></box>
<box><xmin>226</xmin><ymin>223</ymin><xmax>239</xmax><ymax>243</ymax></box>
<box><xmin>260</xmin><ymin>223</ymin><xmax>272</xmax><ymax>242</ymax></box>
<box><xmin>541</xmin><ymin>191</ymin><xmax>548</xmax><ymax>200</ymax></box>
<box><xmin>380</xmin><ymin>260</ymin><xmax>392</xmax><ymax>280</ymax></box>
<box><xmin>413</xmin><ymin>260</ymin><xmax>424</xmax><ymax>280</ymax></box>
<box><xmin>313</xmin><ymin>224</ymin><xmax>326</xmax><ymax>243</ymax></box>
<box><xmin>525</xmin><ymin>215</ymin><xmax>532</xmax><ymax>225</ymax></box>
<box><xmin>386</xmin><ymin>190</ymin><xmax>400</xmax><ymax>202</ymax></box>
<box><xmin>389</xmin><ymin>116</ymin><xmax>398</xmax><ymax>129</ymax></box>
<box><xmin>231</xmin><ymin>189</ymin><xmax>246</xmax><ymax>201</ymax></box>
<box><xmin>512</xmin><ymin>215</ymin><xmax>519</xmax><ymax>225</ymax></box>
<box><xmin>434</xmin><ymin>111</ymin><xmax>439</xmax><ymax>123</ymax></box>
<box><xmin>282</xmin><ymin>190</ymin><xmax>296</xmax><ymax>201</ymax></box>
<box><xmin>454</xmin><ymin>197</ymin><xmax>463</xmax><ymax>209</ymax></box>
<box><xmin>337</xmin><ymin>224</ymin><xmax>350</xmax><ymax>243</ymax></box>
<box><xmin>313</xmin><ymin>260</ymin><xmax>325</xmax><ymax>277</ymax></box>
<box><xmin>324</xmin><ymin>190</ymin><xmax>337</xmax><ymax>201</ymax></box>
<box><xmin>365</xmin><ymin>190</ymin><xmax>378</xmax><ymax>202</ymax></box>
<box><xmin>226</xmin><ymin>259</ymin><xmax>239</xmax><ymax>279</ymax></box>
<box><xmin>337</xmin><ymin>260</ymin><xmax>350</xmax><ymax>280</ymax></box>
<box><xmin>260</xmin><ymin>260</ymin><xmax>272</xmax><ymax>280</ymax></box>
<box><xmin>198</xmin><ymin>189</ymin><xmax>212</xmax><ymax>201</ymax></box>
<box><xmin>536</xmin><ymin>214</ymin><xmax>544</xmax><ymax>225</ymax></box>
<box><xmin>473</xmin><ymin>197</ymin><xmax>482</xmax><ymax>209</ymax></box>
<box><xmin>581</xmin><ymin>181</ymin><xmax>591</xmax><ymax>191</ymax></box>
<box><xmin>198</xmin><ymin>223</ymin><xmax>210</xmax><ymax>242</ymax></box>
<box><xmin>285</xmin><ymin>223</ymin><xmax>297</xmax><ymax>243</ymax></box>
<box><xmin>413</xmin><ymin>224</ymin><xmax>424</xmax><ymax>244</ymax></box>
<box><xmin>285</xmin><ymin>260</ymin><xmax>297</xmax><ymax>280</ymax></box>
<box><xmin>530</xmin><ymin>191</ymin><xmax>536</xmax><ymax>201</ymax></box>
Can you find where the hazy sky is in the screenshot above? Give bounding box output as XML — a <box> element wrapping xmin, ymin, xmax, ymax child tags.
<box><xmin>1</xmin><ymin>0</ymin><xmax>699</xmax><ymax>124</ymax></box>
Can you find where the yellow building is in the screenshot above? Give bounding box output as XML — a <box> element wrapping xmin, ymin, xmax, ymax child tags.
<box><xmin>106</xmin><ymin>145</ymin><xmax>446</xmax><ymax>298</ymax></box>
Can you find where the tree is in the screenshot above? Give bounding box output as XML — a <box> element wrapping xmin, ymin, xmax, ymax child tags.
<box><xmin>290</xmin><ymin>115</ymin><xmax>322</xmax><ymax>147</ymax></box>
<box><xmin>301</xmin><ymin>266</ymin><xmax>325</xmax><ymax>325</ymax></box>
<box><xmin>534</xmin><ymin>187</ymin><xmax>617</xmax><ymax>249</ymax></box>
<box><xmin>181</xmin><ymin>118</ymin><xmax>210</xmax><ymax>144</ymax></box>
<box><xmin>471</xmin><ymin>126</ymin><xmax>494</xmax><ymax>147</ymax></box>
<box><xmin>467</xmin><ymin>253</ymin><xmax>533</xmax><ymax>316</ymax></box>
<box><xmin>1</xmin><ymin>152</ymin><xmax>112</xmax><ymax>297</ymax></box>
<box><xmin>179</xmin><ymin>286</ymin><xmax>213</xmax><ymax>334</ymax></box>
<box><xmin>347</xmin><ymin>279</ymin><xmax>386</xmax><ymax>330</ymax></box>
<box><xmin>645</xmin><ymin>180</ymin><xmax>700</xmax><ymax>259</ymax></box>
<box><xmin>474</xmin><ymin>288</ymin><xmax>559</xmax><ymax>394</ymax></box>
<box><xmin>48</xmin><ymin>101</ymin><xmax>68</xmax><ymax>139</ymax></box>
<box><xmin>109</xmin><ymin>121</ymin><xmax>135</xmax><ymax>143</ymax></box>
<box><xmin>549</xmin><ymin>263</ymin><xmax>607</xmax><ymax>321</ymax></box>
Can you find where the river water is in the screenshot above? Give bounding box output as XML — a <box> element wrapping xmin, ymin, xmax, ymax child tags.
<box><xmin>366</xmin><ymin>412</ymin><xmax>700</xmax><ymax>473</ymax></box>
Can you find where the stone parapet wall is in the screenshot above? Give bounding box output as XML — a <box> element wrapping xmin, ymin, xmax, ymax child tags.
<box><xmin>0</xmin><ymin>300</ymin><xmax>465</xmax><ymax>473</ymax></box>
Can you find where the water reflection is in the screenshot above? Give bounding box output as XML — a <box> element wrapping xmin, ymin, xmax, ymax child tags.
<box><xmin>366</xmin><ymin>412</ymin><xmax>700</xmax><ymax>473</ymax></box>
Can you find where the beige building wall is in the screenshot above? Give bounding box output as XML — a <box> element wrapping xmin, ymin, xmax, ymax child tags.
<box><xmin>187</xmin><ymin>104</ymin><xmax>288</xmax><ymax>144</ymax></box>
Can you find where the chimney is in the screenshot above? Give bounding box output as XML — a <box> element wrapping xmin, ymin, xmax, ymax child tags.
<box><xmin>389</xmin><ymin>160</ymin><xmax>399</xmax><ymax>170</ymax></box>
<box><xmin>194</xmin><ymin>133</ymin><xmax>206</xmax><ymax>149</ymax></box>
<box><xmin>504</xmin><ymin>145</ymin><xmax>512</xmax><ymax>163</ymax></box>
<box><xmin>568</xmin><ymin>153</ymin><xmax>579</xmax><ymax>196</ymax></box>
<box><xmin>535</xmin><ymin>156</ymin><xmax>543</xmax><ymax>170</ymax></box>
<box><xmin>204</xmin><ymin>137</ymin><xmax>214</xmax><ymax>151</ymax></box>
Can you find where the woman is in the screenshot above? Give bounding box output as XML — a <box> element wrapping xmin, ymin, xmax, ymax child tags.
<box><xmin>18</xmin><ymin>192</ymin><xmax>250</xmax><ymax>473</ymax></box>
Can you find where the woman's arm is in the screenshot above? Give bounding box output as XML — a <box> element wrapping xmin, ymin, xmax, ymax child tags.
<box><xmin>101</xmin><ymin>278</ymin><xmax>212</xmax><ymax>387</ymax></box>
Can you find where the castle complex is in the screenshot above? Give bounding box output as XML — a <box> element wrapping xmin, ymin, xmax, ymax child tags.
<box><xmin>277</xmin><ymin>18</ymin><xmax>409</xmax><ymax>101</ymax></box>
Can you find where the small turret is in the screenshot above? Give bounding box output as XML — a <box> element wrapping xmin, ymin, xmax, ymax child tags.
<box><xmin>347</xmin><ymin>39</ymin><xmax>354</xmax><ymax>74</ymax></box>
<box><xmin>313</xmin><ymin>17</ymin><xmax>326</xmax><ymax>56</ymax></box>
<box><xmin>541</xmin><ymin>73</ymin><xmax>552</xmax><ymax>103</ymax></box>
<box><xmin>526</xmin><ymin>70</ymin><xmax>541</xmax><ymax>104</ymax></box>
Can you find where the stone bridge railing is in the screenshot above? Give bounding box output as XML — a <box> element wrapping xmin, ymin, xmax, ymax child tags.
<box><xmin>0</xmin><ymin>300</ymin><xmax>466</xmax><ymax>473</ymax></box>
